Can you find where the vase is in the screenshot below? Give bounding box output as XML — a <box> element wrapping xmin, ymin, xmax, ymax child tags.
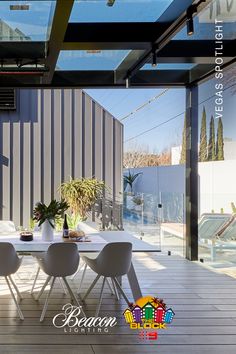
<box><xmin>41</xmin><ymin>219</ymin><xmax>54</xmax><ymax>242</ymax></box>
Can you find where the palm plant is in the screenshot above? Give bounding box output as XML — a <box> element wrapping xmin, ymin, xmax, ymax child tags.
<box><xmin>59</xmin><ymin>177</ymin><xmax>105</xmax><ymax>220</ymax></box>
<box><xmin>123</xmin><ymin>171</ymin><xmax>142</xmax><ymax>193</ymax></box>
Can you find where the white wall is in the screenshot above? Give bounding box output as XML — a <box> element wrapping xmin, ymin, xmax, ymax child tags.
<box><xmin>125</xmin><ymin>159</ymin><xmax>236</xmax><ymax>216</ymax></box>
<box><xmin>199</xmin><ymin>160</ymin><xmax>236</xmax><ymax>214</ymax></box>
<box><xmin>124</xmin><ymin>165</ymin><xmax>185</xmax><ymax>196</ymax></box>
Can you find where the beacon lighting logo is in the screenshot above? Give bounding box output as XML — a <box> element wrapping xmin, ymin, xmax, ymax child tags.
<box><xmin>123</xmin><ymin>295</ymin><xmax>175</xmax><ymax>341</ymax></box>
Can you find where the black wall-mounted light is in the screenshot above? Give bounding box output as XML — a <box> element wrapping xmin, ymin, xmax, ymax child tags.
<box><xmin>107</xmin><ymin>0</ymin><xmax>115</xmax><ymax>6</ymax></box>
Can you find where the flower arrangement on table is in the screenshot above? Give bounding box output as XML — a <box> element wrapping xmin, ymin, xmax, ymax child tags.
<box><xmin>33</xmin><ymin>199</ymin><xmax>69</xmax><ymax>228</ymax></box>
<box><xmin>33</xmin><ymin>200</ymin><xmax>69</xmax><ymax>241</ymax></box>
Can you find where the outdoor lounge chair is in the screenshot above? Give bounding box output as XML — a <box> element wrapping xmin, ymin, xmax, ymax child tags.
<box><xmin>198</xmin><ymin>213</ymin><xmax>233</xmax><ymax>261</ymax></box>
<box><xmin>210</xmin><ymin>215</ymin><xmax>236</xmax><ymax>260</ymax></box>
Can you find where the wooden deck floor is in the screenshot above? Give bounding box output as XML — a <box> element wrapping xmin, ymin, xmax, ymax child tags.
<box><xmin>1</xmin><ymin>253</ymin><xmax>236</xmax><ymax>354</ymax></box>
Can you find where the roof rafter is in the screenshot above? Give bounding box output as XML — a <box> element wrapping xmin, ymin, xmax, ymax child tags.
<box><xmin>43</xmin><ymin>0</ymin><xmax>74</xmax><ymax>84</ymax></box>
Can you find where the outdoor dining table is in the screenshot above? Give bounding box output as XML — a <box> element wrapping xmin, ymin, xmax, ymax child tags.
<box><xmin>0</xmin><ymin>230</ymin><xmax>158</xmax><ymax>301</ymax></box>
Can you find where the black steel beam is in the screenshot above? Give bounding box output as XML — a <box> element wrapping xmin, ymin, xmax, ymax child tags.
<box><xmin>63</xmin><ymin>22</ymin><xmax>170</xmax><ymax>50</ymax></box>
<box><xmin>0</xmin><ymin>42</ymin><xmax>46</xmax><ymax>60</ymax></box>
<box><xmin>115</xmin><ymin>0</ymin><xmax>212</xmax><ymax>83</ymax></box>
<box><xmin>185</xmin><ymin>85</ymin><xmax>199</xmax><ymax>261</ymax></box>
<box><xmin>0</xmin><ymin>70</ymin><xmax>188</xmax><ymax>88</ymax></box>
<box><xmin>147</xmin><ymin>40</ymin><xmax>236</xmax><ymax>64</ymax></box>
<box><xmin>131</xmin><ymin>70</ymin><xmax>189</xmax><ymax>86</ymax></box>
<box><xmin>43</xmin><ymin>0</ymin><xmax>74</xmax><ymax>84</ymax></box>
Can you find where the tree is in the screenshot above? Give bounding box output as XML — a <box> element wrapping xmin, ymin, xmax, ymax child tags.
<box><xmin>207</xmin><ymin>115</ymin><xmax>216</xmax><ymax>161</ymax></box>
<box><xmin>199</xmin><ymin>106</ymin><xmax>208</xmax><ymax>162</ymax></box>
<box><xmin>123</xmin><ymin>143</ymin><xmax>170</xmax><ymax>168</ymax></box>
<box><xmin>179</xmin><ymin>114</ymin><xmax>186</xmax><ymax>164</ymax></box>
<box><xmin>216</xmin><ymin>117</ymin><xmax>224</xmax><ymax>160</ymax></box>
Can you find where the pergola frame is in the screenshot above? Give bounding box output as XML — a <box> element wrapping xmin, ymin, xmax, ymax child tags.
<box><xmin>0</xmin><ymin>0</ymin><xmax>235</xmax><ymax>261</ymax></box>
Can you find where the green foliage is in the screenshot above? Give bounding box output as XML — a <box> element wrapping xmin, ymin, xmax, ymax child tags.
<box><xmin>231</xmin><ymin>202</ymin><xmax>236</xmax><ymax>214</ymax></box>
<box><xmin>67</xmin><ymin>213</ymin><xmax>82</xmax><ymax>229</ymax></box>
<box><xmin>59</xmin><ymin>177</ymin><xmax>105</xmax><ymax>220</ymax></box>
<box><xmin>33</xmin><ymin>200</ymin><xmax>69</xmax><ymax>228</ymax></box>
<box><xmin>208</xmin><ymin>116</ymin><xmax>216</xmax><ymax>161</ymax></box>
<box><xmin>216</xmin><ymin>118</ymin><xmax>224</xmax><ymax>160</ymax></box>
<box><xmin>132</xmin><ymin>196</ymin><xmax>143</xmax><ymax>205</ymax></box>
<box><xmin>199</xmin><ymin>106</ymin><xmax>208</xmax><ymax>162</ymax></box>
<box><xmin>29</xmin><ymin>218</ymin><xmax>36</xmax><ymax>231</ymax></box>
<box><xmin>123</xmin><ymin>170</ymin><xmax>142</xmax><ymax>193</ymax></box>
<box><xmin>220</xmin><ymin>208</ymin><xmax>224</xmax><ymax>214</ymax></box>
<box><xmin>55</xmin><ymin>217</ymin><xmax>63</xmax><ymax>232</ymax></box>
<box><xmin>179</xmin><ymin>114</ymin><xmax>186</xmax><ymax>164</ymax></box>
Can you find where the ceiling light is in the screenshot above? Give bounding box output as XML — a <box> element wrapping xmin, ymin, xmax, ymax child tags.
<box><xmin>187</xmin><ymin>16</ymin><xmax>194</xmax><ymax>36</ymax></box>
<box><xmin>107</xmin><ymin>0</ymin><xmax>116</xmax><ymax>7</ymax></box>
<box><xmin>152</xmin><ymin>52</ymin><xmax>157</xmax><ymax>67</ymax></box>
<box><xmin>186</xmin><ymin>5</ymin><xmax>197</xmax><ymax>36</ymax></box>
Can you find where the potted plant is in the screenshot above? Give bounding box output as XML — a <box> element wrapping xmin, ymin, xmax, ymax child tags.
<box><xmin>33</xmin><ymin>199</ymin><xmax>69</xmax><ymax>241</ymax></box>
<box><xmin>132</xmin><ymin>196</ymin><xmax>143</xmax><ymax>212</ymax></box>
<box><xmin>123</xmin><ymin>170</ymin><xmax>142</xmax><ymax>195</ymax></box>
<box><xmin>59</xmin><ymin>177</ymin><xmax>105</xmax><ymax>224</ymax></box>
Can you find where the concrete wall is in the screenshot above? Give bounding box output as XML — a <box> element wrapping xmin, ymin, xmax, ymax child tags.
<box><xmin>0</xmin><ymin>89</ymin><xmax>123</xmax><ymax>227</ymax></box>
<box><xmin>125</xmin><ymin>159</ymin><xmax>236</xmax><ymax>217</ymax></box>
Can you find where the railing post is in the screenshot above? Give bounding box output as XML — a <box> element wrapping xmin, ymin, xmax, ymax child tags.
<box><xmin>185</xmin><ymin>85</ymin><xmax>198</xmax><ymax>261</ymax></box>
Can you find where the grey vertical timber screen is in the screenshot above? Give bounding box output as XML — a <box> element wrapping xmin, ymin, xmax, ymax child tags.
<box><xmin>0</xmin><ymin>89</ymin><xmax>123</xmax><ymax>228</ymax></box>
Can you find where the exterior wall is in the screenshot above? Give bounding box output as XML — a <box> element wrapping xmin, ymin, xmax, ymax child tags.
<box><xmin>125</xmin><ymin>165</ymin><xmax>185</xmax><ymax>196</ymax></box>
<box><xmin>126</xmin><ymin>159</ymin><xmax>236</xmax><ymax>216</ymax></box>
<box><xmin>0</xmin><ymin>89</ymin><xmax>123</xmax><ymax>227</ymax></box>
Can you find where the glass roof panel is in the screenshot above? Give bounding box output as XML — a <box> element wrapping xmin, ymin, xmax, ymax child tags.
<box><xmin>56</xmin><ymin>50</ymin><xmax>131</xmax><ymax>70</ymax></box>
<box><xmin>174</xmin><ymin>0</ymin><xmax>236</xmax><ymax>40</ymax></box>
<box><xmin>0</xmin><ymin>1</ymin><xmax>56</xmax><ymax>41</ymax></box>
<box><xmin>142</xmin><ymin>63</ymin><xmax>197</xmax><ymax>70</ymax></box>
<box><xmin>69</xmin><ymin>0</ymin><xmax>174</xmax><ymax>23</ymax></box>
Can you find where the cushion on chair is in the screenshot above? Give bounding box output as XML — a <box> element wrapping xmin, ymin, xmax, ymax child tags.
<box><xmin>77</xmin><ymin>222</ymin><xmax>99</xmax><ymax>234</ymax></box>
<box><xmin>0</xmin><ymin>221</ymin><xmax>16</xmax><ymax>233</ymax></box>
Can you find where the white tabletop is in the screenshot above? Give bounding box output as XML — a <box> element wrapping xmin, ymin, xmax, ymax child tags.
<box><xmin>0</xmin><ymin>231</ymin><xmax>158</xmax><ymax>253</ymax></box>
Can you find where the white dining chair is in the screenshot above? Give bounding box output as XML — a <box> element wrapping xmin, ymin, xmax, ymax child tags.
<box><xmin>81</xmin><ymin>242</ymin><xmax>132</xmax><ymax>316</ymax></box>
<box><xmin>34</xmin><ymin>243</ymin><xmax>85</xmax><ymax>322</ymax></box>
<box><xmin>0</xmin><ymin>242</ymin><xmax>24</xmax><ymax>320</ymax></box>
<box><xmin>0</xmin><ymin>220</ymin><xmax>16</xmax><ymax>233</ymax></box>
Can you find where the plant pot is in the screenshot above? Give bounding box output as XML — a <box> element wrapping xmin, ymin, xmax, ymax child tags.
<box><xmin>41</xmin><ymin>219</ymin><xmax>54</xmax><ymax>242</ymax></box>
<box><xmin>126</xmin><ymin>195</ymin><xmax>134</xmax><ymax>209</ymax></box>
<box><xmin>134</xmin><ymin>205</ymin><xmax>142</xmax><ymax>212</ymax></box>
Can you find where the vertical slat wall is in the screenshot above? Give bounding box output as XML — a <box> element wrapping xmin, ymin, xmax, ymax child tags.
<box><xmin>0</xmin><ymin>88</ymin><xmax>123</xmax><ymax>227</ymax></box>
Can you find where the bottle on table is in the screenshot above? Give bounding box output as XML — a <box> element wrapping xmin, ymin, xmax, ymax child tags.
<box><xmin>63</xmin><ymin>214</ymin><xmax>69</xmax><ymax>238</ymax></box>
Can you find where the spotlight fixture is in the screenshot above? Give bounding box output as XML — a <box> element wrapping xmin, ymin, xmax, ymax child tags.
<box><xmin>152</xmin><ymin>51</ymin><xmax>157</xmax><ymax>67</ymax></box>
<box><xmin>186</xmin><ymin>5</ymin><xmax>197</xmax><ymax>36</ymax></box>
<box><xmin>187</xmin><ymin>15</ymin><xmax>194</xmax><ymax>36</ymax></box>
<box><xmin>107</xmin><ymin>0</ymin><xmax>115</xmax><ymax>7</ymax></box>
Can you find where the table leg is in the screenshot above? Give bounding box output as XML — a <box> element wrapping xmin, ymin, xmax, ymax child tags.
<box><xmin>127</xmin><ymin>261</ymin><xmax>142</xmax><ymax>301</ymax></box>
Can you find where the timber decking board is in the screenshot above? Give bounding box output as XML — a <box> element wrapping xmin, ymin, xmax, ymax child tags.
<box><xmin>0</xmin><ymin>253</ymin><xmax>236</xmax><ymax>354</ymax></box>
